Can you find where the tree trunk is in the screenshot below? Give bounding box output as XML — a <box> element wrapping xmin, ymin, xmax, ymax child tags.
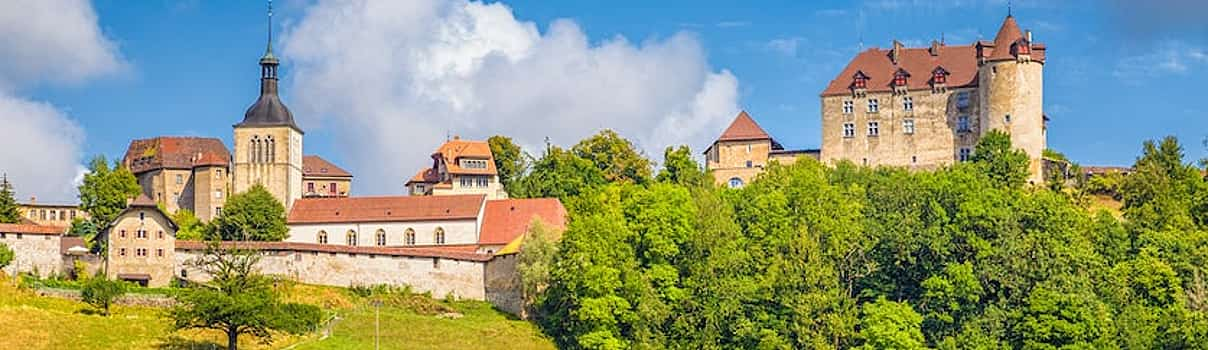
<box><xmin>227</xmin><ymin>327</ymin><xmax>238</xmax><ymax>350</ymax></box>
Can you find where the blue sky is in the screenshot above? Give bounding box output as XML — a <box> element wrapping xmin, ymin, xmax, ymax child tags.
<box><xmin>4</xmin><ymin>0</ymin><xmax>1207</xmax><ymax>199</ymax></box>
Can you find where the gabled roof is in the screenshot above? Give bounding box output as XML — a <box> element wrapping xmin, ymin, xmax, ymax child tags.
<box><xmin>104</xmin><ymin>194</ymin><xmax>178</xmax><ymax>231</ymax></box>
<box><xmin>122</xmin><ymin>137</ymin><xmax>230</xmax><ymax>174</ymax></box>
<box><xmin>303</xmin><ymin>155</ymin><xmax>352</xmax><ymax>178</ymax></box>
<box><xmin>435</xmin><ymin>139</ymin><xmax>498</xmax><ymax>176</ymax></box>
<box><xmin>479</xmin><ymin>198</ymin><xmax>567</xmax><ymax>246</ymax></box>
<box><xmin>406</xmin><ymin>168</ymin><xmax>440</xmax><ymax>185</ymax></box>
<box><xmin>822</xmin><ymin>44</ymin><xmax>980</xmax><ymax>96</ymax></box>
<box><xmin>0</xmin><ymin>223</ymin><xmax>67</xmax><ymax>235</ymax></box>
<box><xmin>716</xmin><ymin>111</ymin><xmax>771</xmax><ymax>142</ymax></box>
<box><xmin>288</xmin><ymin>194</ymin><xmax>486</xmax><ymax>224</ymax></box>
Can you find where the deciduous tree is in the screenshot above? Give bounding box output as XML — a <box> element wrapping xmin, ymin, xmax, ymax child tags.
<box><xmin>572</xmin><ymin>129</ymin><xmax>652</xmax><ymax>184</ymax></box>
<box><xmin>488</xmin><ymin>135</ymin><xmax>528</xmax><ymax>194</ymax></box>
<box><xmin>77</xmin><ymin>156</ymin><xmax>141</xmax><ymax>244</ymax></box>
<box><xmin>81</xmin><ymin>276</ymin><xmax>125</xmax><ymax>316</ymax></box>
<box><xmin>209</xmin><ymin>184</ymin><xmax>287</xmax><ymax>241</ymax></box>
<box><xmin>655</xmin><ymin>145</ymin><xmax>709</xmax><ymax>188</ymax></box>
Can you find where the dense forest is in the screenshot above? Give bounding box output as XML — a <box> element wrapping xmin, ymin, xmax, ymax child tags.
<box><xmin>493</xmin><ymin>131</ymin><xmax>1208</xmax><ymax>349</ymax></box>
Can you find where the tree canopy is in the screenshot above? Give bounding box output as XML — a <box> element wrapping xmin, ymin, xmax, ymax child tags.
<box><xmin>0</xmin><ymin>177</ymin><xmax>20</xmax><ymax>224</ymax></box>
<box><xmin>572</xmin><ymin>129</ymin><xmax>653</xmax><ymax>184</ymax></box>
<box><xmin>209</xmin><ymin>184</ymin><xmax>288</xmax><ymax>241</ymax></box>
<box><xmin>77</xmin><ymin>156</ymin><xmax>142</xmax><ymax>228</ymax></box>
<box><xmin>489</xmin><ymin>135</ymin><xmax>528</xmax><ymax>195</ymax></box>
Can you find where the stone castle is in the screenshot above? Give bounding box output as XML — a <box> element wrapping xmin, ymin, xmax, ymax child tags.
<box><xmin>707</xmin><ymin>15</ymin><xmax>1048</xmax><ymax>186</ymax></box>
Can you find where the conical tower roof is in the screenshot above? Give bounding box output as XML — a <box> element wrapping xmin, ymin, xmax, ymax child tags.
<box><xmin>988</xmin><ymin>15</ymin><xmax>1026</xmax><ymax>60</ymax></box>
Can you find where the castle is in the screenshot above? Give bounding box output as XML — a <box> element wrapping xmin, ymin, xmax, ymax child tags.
<box><xmin>707</xmin><ymin>15</ymin><xmax>1048</xmax><ymax>186</ymax></box>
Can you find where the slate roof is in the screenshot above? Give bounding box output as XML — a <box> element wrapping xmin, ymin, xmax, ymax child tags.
<box><xmin>122</xmin><ymin>137</ymin><xmax>230</xmax><ymax>174</ymax></box>
<box><xmin>479</xmin><ymin>198</ymin><xmax>567</xmax><ymax>246</ymax></box>
<box><xmin>287</xmin><ymin>194</ymin><xmax>486</xmax><ymax>224</ymax></box>
<box><xmin>303</xmin><ymin>155</ymin><xmax>352</xmax><ymax>178</ymax></box>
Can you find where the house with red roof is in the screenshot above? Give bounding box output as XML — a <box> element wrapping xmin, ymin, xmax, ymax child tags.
<box><xmin>704</xmin><ymin>111</ymin><xmax>819</xmax><ymax>188</ymax></box>
<box><xmin>406</xmin><ymin>137</ymin><xmax>509</xmax><ymax>200</ymax></box>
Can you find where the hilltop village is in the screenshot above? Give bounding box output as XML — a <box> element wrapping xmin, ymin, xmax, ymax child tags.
<box><xmin>2</xmin><ymin>14</ymin><xmax>1066</xmax><ymax>315</ymax></box>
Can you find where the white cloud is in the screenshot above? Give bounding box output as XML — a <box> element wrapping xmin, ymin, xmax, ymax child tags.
<box><xmin>0</xmin><ymin>0</ymin><xmax>123</xmax><ymax>202</ymax></box>
<box><xmin>765</xmin><ymin>37</ymin><xmax>802</xmax><ymax>57</ymax></box>
<box><xmin>282</xmin><ymin>0</ymin><xmax>740</xmax><ymax>195</ymax></box>
<box><xmin>1112</xmin><ymin>40</ymin><xmax>1207</xmax><ymax>83</ymax></box>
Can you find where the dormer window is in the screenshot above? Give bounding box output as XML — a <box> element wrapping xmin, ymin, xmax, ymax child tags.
<box><xmin>460</xmin><ymin>158</ymin><xmax>489</xmax><ymax>169</ymax></box>
<box><xmin>931</xmin><ymin>67</ymin><xmax>948</xmax><ymax>85</ymax></box>
<box><xmin>851</xmin><ymin>71</ymin><xmax>869</xmax><ymax>90</ymax></box>
<box><xmin>892</xmin><ymin>69</ymin><xmax>909</xmax><ymax>87</ymax></box>
<box><xmin>1014</xmin><ymin>39</ymin><xmax>1031</xmax><ymax>56</ymax></box>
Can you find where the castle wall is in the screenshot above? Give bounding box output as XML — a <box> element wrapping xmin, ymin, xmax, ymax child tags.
<box><xmin>484</xmin><ymin>253</ymin><xmax>525</xmax><ymax>317</ymax></box>
<box><xmin>820</xmin><ymin>87</ymin><xmax>982</xmax><ymax>170</ymax></box>
<box><xmin>707</xmin><ymin>139</ymin><xmax>773</xmax><ymax>187</ymax></box>
<box><xmin>176</xmin><ymin>248</ymin><xmax>489</xmax><ymax>300</ymax></box>
<box><xmin>979</xmin><ymin>59</ymin><xmax>1046</xmax><ymax>183</ymax></box>
<box><xmin>0</xmin><ymin>233</ymin><xmax>62</xmax><ymax>277</ymax></box>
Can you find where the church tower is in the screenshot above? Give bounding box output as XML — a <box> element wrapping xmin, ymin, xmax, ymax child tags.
<box><xmin>232</xmin><ymin>1</ymin><xmax>303</xmax><ymax>209</ymax></box>
<box><xmin>977</xmin><ymin>14</ymin><xmax>1046</xmax><ymax>183</ymax></box>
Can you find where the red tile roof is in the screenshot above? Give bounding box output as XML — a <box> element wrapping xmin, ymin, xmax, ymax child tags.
<box><xmin>288</xmin><ymin>194</ymin><xmax>486</xmax><ymax>224</ymax></box>
<box><xmin>406</xmin><ymin>168</ymin><xmax>440</xmax><ymax>185</ymax></box>
<box><xmin>175</xmin><ymin>240</ymin><xmax>494</xmax><ymax>262</ymax></box>
<box><xmin>717</xmin><ymin>111</ymin><xmax>772</xmax><ymax>142</ymax></box>
<box><xmin>303</xmin><ymin>155</ymin><xmax>352</xmax><ymax>178</ymax></box>
<box><xmin>0</xmin><ymin>223</ymin><xmax>67</xmax><ymax>235</ymax></box>
<box><xmin>122</xmin><ymin>137</ymin><xmax>230</xmax><ymax>173</ymax></box>
<box><xmin>60</xmin><ymin>236</ymin><xmax>87</xmax><ymax>255</ymax></box>
<box><xmin>479</xmin><ymin>198</ymin><xmax>567</xmax><ymax>245</ymax></box>
<box><xmin>435</xmin><ymin>139</ymin><xmax>497</xmax><ymax>176</ymax></box>
<box><xmin>822</xmin><ymin>16</ymin><xmax>1045</xmax><ymax>96</ymax></box>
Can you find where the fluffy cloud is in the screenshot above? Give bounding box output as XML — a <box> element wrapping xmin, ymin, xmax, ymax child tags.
<box><xmin>283</xmin><ymin>0</ymin><xmax>740</xmax><ymax>194</ymax></box>
<box><xmin>1113</xmin><ymin>40</ymin><xmax>1208</xmax><ymax>83</ymax></box>
<box><xmin>0</xmin><ymin>0</ymin><xmax>123</xmax><ymax>202</ymax></box>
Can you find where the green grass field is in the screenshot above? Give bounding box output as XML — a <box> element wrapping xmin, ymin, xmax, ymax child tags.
<box><xmin>0</xmin><ymin>276</ymin><xmax>553</xmax><ymax>350</ymax></box>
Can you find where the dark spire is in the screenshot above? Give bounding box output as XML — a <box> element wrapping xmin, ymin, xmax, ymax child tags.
<box><xmin>238</xmin><ymin>0</ymin><xmax>301</xmax><ymax>133</ymax></box>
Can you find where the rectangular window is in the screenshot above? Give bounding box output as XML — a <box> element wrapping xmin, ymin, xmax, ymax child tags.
<box><xmin>959</xmin><ymin>148</ymin><xmax>972</xmax><ymax>162</ymax></box>
<box><xmin>307</xmin><ymin>182</ymin><xmax>315</xmax><ymax>193</ymax></box>
<box><xmin>842</xmin><ymin>100</ymin><xmax>854</xmax><ymax>114</ymax></box>
<box><xmin>120</xmin><ymin>230</ymin><xmax>126</xmax><ymax>238</ymax></box>
<box><xmin>137</xmin><ymin>230</ymin><xmax>147</xmax><ymax>239</ymax></box>
<box><xmin>957</xmin><ymin>116</ymin><xmax>970</xmax><ymax>132</ymax></box>
<box><xmin>158</xmin><ymin>231</ymin><xmax>164</xmax><ymax>239</ymax></box>
<box><xmin>157</xmin><ymin>249</ymin><xmax>164</xmax><ymax>257</ymax></box>
<box><xmin>460</xmin><ymin>177</ymin><xmax>472</xmax><ymax>187</ymax></box>
<box><xmin>176</xmin><ymin>174</ymin><xmax>183</xmax><ymax>184</ymax></box>
<box><xmin>956</xmin><ymin>92</ymin><xmax>970</xmax><ymax>109</ymax></box>
<box><xmin>867</xmin><ymin>99</ymin><xmax>879</xmax><ymax>113</ymax></box>
<box><xmin>120</xmin><ymin>248</ymin><xmax>126</xmax><ymax>256</ymax></box>
<box><xmin>843</xmin><ymin>123</ymin><xmax>855</xmax><ymax>138</ymax></box>
<box><xmin>903</xmin><ymin>97</ymin><xmax>913</xmax><ymax>111</ymax></box>
<box><xmin>214</xmin><ymin>190</ymin><xmax>222</xmax><ymax>199</ymax></box>
<box><xmin>475</xmin><ymin>177</ymin><xmax>488</xmax><ymax>188</ymax></box>
<box><xmin>329</xmin><ymin>182</ymin><xmax>337</xmax><ymax>195</ymax></box>
<box><xmin>903</xmin><ymin>119</ymin><xmax>915</xmax><ymax>135</ymax></box>
<box><xmin>746</xmin><ymin>160</ymin><xmax>753</xmax><ymax>168</ymax></box>
<box><xmin>215</xmin><ymin>207</ymin><xmax>222</xmax><ymax>216</ymax></box>
<box><xmin>867</xmin><ymin>122</ymin><xmax>880</xmax><ymax>136</ymax></box>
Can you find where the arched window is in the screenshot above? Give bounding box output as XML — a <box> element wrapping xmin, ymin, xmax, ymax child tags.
<box><xmin>250</xmin><ymin>137</ymin><xmax>260</xmax><ymax>163</ymax></box>
<box><xmin>266</xmin><ymin>136</ymin><xmax>275</xmax><ymax>163</ymax></box>
<box><xmin>346</xmin><ymin>230</ymin><xmax>358</xmax><ymax>246</ymax></box>
<box><xmin>404</xmin><ymin>228</ymin><xmax>416</xmax><ymax>245</ymax></box>
<box><xmin>375</xmin><ymin>229</ymin><xmax>387</xmax><ymax>246</ymax></box>
<box><xmin>317</xmin><ymin>230</ymin><xmax>328</xmax><ymax>244</ymax></box>
<box><xmin>434</xmin><ymin>227</ymin><xmax>445</xmax><ymax>245</ymax></box>
<box><xmin>728</xmin><ymin>177</ymin><xmax>744</xmax><ymax>189</ymax></box>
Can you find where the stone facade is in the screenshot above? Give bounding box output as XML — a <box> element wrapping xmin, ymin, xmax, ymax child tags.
<box><xmin>820</xmin><ymin>87</ymin><xmax>982</xmax><ymax>170</ymax></box>
<box><xmin>232</xmin><ymin>126</ymin><xmax>304</xmax><ymax>210</ymax></box>
<box><xmin>104</xmin><ymin>200</ymin><xmax>178</xmax><ymax>287</ymax></box>
<box><xmin>484</xmin><ymin>254</ymin><xmax>525</xmax><ymax>317</ymax></box>
<box><xmin>0</xmin><ymin>226</ymin><xmax>65</xmax><ymax>277</ymax></box>
<box><xmin>286</xmin><ymin>220</ymin><xmax>481</xmax><ymax>247</ymax></box>
<box><xmin>17</xmin><ymin>202</ymin><xmax>86</xmax><ymax>226</ymax></box>
<box><xmin>978</xmin><ymin>56</ymin><xmax>1046</xmax><ymax>183</ymax></box>
<box><xmin>303</xmin><ymin>177</ymin><xmax>351</xmax><ymax>198</ymax></box>
<box><xmin>704</xmin><ymin>111</ymin><xmax>820</xmax><ymax>188</ymax></box>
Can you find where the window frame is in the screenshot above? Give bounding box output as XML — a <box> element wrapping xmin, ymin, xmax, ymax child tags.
<box><xmin>903</xmin><ymin>119</ymin><xmax>916</xmax><ymax>135</ymax></box>
<box><xmin>867</xmin><ymin>121</ymin><xmax>880</xmax><ymax>137</ymax></box>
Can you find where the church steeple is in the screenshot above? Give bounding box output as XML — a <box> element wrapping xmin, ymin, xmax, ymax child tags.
<box><xmin>237</xmin><ymin>0</ymin><xmax>301</xmax><ymax>133</ymax></box>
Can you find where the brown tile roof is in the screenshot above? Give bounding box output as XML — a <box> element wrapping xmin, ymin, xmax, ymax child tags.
<box><xmin>60</xmin><ymin>236</ymin><xmax>87</xmax><ymax>255</ymax></box>
<box><xmin>0</xmin><ymin>223</ymin><xmax>67</xmax><ymax>235</ymax></box>
<box><xmin>130</xmin><ymin>193</ymin><xmax>157</xmax><ymax>207</ymax></box>
<box><xmin>479</xmin><ymin>198</ymin><xmax>567</xmax><ymax>245</ymax></box>
<box><xmin>122</xmin><ymin>137</ymin><xmax>230</xmax><ymax>174</ymax></box>
<box><xmin>288</xmin><ymin>194</ymin><xmax>486</xmax><ymax>224</ymax></box>
<box><xmin>303</xmin><ymin>155</ymin><xmax>352</xmax><ymax>178</ymax></box>
<box><xmin>435</xmin><ymin>139</ymin><xmax>497</xmax><ymax>176</ymax></box>
<box><xmin>717</xmin><ymin>111</ymin><xmax>772</xmax><ymax>142</ymax></box>
<box><xmin>175</xmin><ymin>240</ymin><xmax>494</xmax><ymax>262</ymax></box>
<box><xmin>822</xmin><ymin>16</ymin><xmax>1045</xmax><ymax>97</ymax></box>
<box><xmin>822</xmin><ymin>44</ymin><xmax>979</xmax><ymax>96</ymax></box>
<box><xmin>406</xmin><ymin>168</ymin><xmax>440</xmax><ymax>185</ymax></box>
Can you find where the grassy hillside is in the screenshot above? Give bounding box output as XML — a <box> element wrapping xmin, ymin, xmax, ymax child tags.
<box><xmin>0</xmin><ymin>276</ymin><xmax>552</xmax><ymax>350</ymax></box>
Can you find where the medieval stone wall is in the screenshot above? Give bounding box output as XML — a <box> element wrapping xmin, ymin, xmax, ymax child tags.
<box><xmin>484</xmin><ymin>254</ymin><xmax>525</xmax><ymax>317</ymax></box>
<box><xmin>707</xmin><ymin>139</ymin><xmax>773</xmax><ymax>187</ymax></box>
<box><xmin>0</xmin><ymin>233</ymin><xmax>62</xmax><ymax>277</ymax></box>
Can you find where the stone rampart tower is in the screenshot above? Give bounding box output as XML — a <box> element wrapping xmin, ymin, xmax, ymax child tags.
<box><xmin>977</xmin><ymin>15</ymin><xmax>1046</xmax><ymax>183</ymax></box>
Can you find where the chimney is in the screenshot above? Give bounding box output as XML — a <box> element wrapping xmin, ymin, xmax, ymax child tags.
<box><xmin>1025</xmin><ymin>30</ymin><xmax>1033</xmax><ymax>43</ymax></box>
<box><xmin>29</xmin><ymin>196</ymin><xmax>36</xmax><ymax>205</ymax></box>
<box><xmin>890</xmin><ymin>40</ymin><xmax>904</xmax><ymax>64</ymax></box>
<box><xmin>929</xmin><ymin>40</ymin><xmax>941</xmax><ymax>56</ymax></box>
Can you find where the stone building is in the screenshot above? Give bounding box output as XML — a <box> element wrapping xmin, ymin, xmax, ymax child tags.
<box><xmin>0</xmin><ymin>223</ymin><xmax>68</xmax><ymax>277</ymax></box>
<box><xmin>122</xmin><ymin>137</ymin><xmax>230</xmax><ymax>221</ymax></box>
<box><xmin>122</xmin><ymin>24</ymin><xmax>349</xmax><ymax>217</ymax></box>
<box><xmin>17</xmin><ymin>201</ymin><xmax>87</xmax><ymax>227</ymax></box>
<box><xmin>704</xmin><ymin>111</ymin><xmax>819</xmax><ymax>188</ymax></box>
<box><xmin>101</xmin><ymin>194</ymin><xmax>178</xmax><ymax>287</ymax></box>
<box><xmin>302</xmin><ymin>155</ymin><xmax>353</xmax><ymax>198</ymax></box>
<box><xmin>819</xmin><ymin>15</ymin><xmax>1047</xmax><ymax>183</ymax></box>
<box><xmin>406</xmin><ymin>139</ymin><xmax>509</xmax><ymax>199</ymax></box>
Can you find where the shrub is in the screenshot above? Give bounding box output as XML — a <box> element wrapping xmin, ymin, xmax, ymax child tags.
<box><xmin>271</xmin><ymin>303</ymin><xmax>325</xmax><ymax>334</ymax></box>
<box><xmin>0</xmin><ymin>243</ymin><xmax>13</xmax><ymax>270</ymax></box>
<box><xmin>81</xmin><ymin>277</ymin><xmax>126</xmax><ymax>316</ymax></box>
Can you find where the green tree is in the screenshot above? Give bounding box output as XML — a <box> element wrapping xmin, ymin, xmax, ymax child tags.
<box><xmin>572</xmin><ymin>129</ymin><xmax>653</xmax><ymax>184</ymax></box>
<box><xmin>210</xmin><ymin>184</ymin><xmax>287</xmax><ymax>241</ymax></box>
<box><xmin>0</xmin><ymin>243</ymin><xmax>13</xmax><ymax>270</ymax></box>
<box><xmin>81</xmin><ymin>276</ymin><xmax>126</xmax><ymax>316</ymax></box>
<box><xmin>488</xmin><ymin>135</ymin><xmax>528</xmax><ymax>194</ymax></box>
<box><xmin>77</xmin><ymin>155</ymin><xmax>141</xmax><ymax>241</ymax></box>
<box><xmin>0</xmin><ymin>176</ymin><xmax>20</xmax><ymax>224</ymax></box>
<box><xmin>1017</xmin><ymin>287</ymin><xmax>1115</xmax><ymax>349</ymax></box>
<box><xmin>856</xmin><ymin>298</ymin><xmax>927</xmax><ymax>350</ymax></box>
<box><xmin>517</xmin><ymin>219</ymin><xmax>559</xmax><ymax>318</ymax></box>
<box><xmin>655</xmin><ymin>145</ymin><xmax>710</xmax><ymax>188</ymax></box>
<box><xmin>971</xmin><ymin>130</ymin><xmax>1030</xmax><ymax>187</ymax></box>
<box><xmin>169</xmin><ymin>243</ymin><xmax>307</xmax><ymax>350</ymax></box>
<box><xmin>67</xmin><ymin>217</ymin><xmax>98</xmax><ymax>237</ymax></box>
<box><xmin>172</xmin><ymin>209</ymin><xmax>207</xmax><ymax>241</ymax></box>
<box><xmin>513</xmin><ymin>146</ymin><xmax>607</xmax><ymax>201</ymax></box>
<box><xmin>920</xmin><ymin>262</ymin><xmax>984</xmax><ymax>339</ymax></box>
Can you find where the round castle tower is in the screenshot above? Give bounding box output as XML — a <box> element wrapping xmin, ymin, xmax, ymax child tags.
<box><xmin>977</xmin><ymin>15</ymin><xmax>1046</xmax><ymax>183</ymax></box>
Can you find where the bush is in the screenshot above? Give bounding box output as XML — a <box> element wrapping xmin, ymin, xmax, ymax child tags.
<box><xmin>0</xmin><ymin>242</ymin><xmax>13</xmax><ymax>269</ymax></box>
<box><xmin>271</xmin><ymin>303</ymin><xmax>325</xmax><ymax>334</ymax></box>
<box><xmin>81</xmin><ymin>277</ymin><xmax>126</xmax><ymax>316</ymax></box>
